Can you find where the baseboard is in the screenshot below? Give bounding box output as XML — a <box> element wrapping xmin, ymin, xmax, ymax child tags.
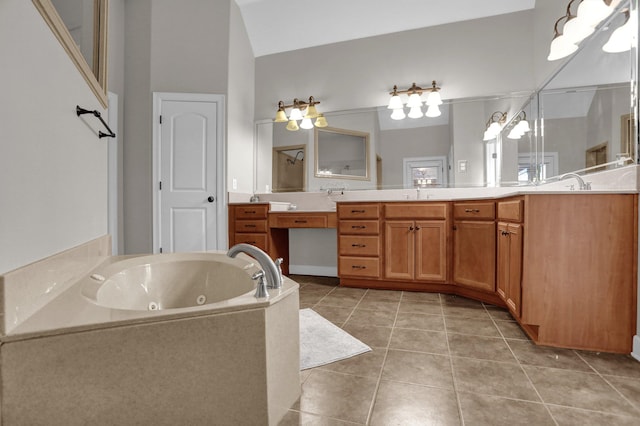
<box><xmin>289</xmin><ymin>265</ymin><xmax>337</xmax><ymax>277</ymax></box>
<box><xmin>632</xmin><ymin>335</ymin><xmax>640</xmax><ymax>361</ymax></box>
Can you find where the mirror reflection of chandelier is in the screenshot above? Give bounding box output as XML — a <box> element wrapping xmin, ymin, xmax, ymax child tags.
<box><xmin>273</xmin><ymin>96</ymin><xmax>328</xmax><ymax>131</ymax></box>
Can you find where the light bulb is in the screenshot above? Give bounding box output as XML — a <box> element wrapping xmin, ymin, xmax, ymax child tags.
<box><xmin>390</xmin><ymin>108</ymin><xmax>406</xmax><ymax>120</ymax></box>
<box><xmin>387</xmin><ymin>94</ymin><xmax>404</xmax><ymax>110</ymax></box>
<box><xmin>603</xmin><ymin>13</ymin><xmax>635</xmax><ymax>53</ymax></box>
<box><xmin>426</xmin><ymin>90</ymin><xmax>443</xmax><ymax>106</ymax></box>
<box><xmin>300</xmin><ymin>118</ymin><xmax>314</xmax><ymax>129</ymax></box>
<box><xmin>304</xmin><ymin>105</ymin><xmax>319</xmax><ymax>119</ymax></box>
<box><xmin>507</xmin><ymin>127</ymin><xmax>524</xmax><ymax>139</ymax></box>
<box><xmin>407</xmin><ymin>93</ymin><xmax>423</xmax><ymax>108</ymax></box>
<box><xmin>547</xmin><ymin>34</ymin><xmax>578</xmax><ymax>61</ymax></box>
<box><xmin>425</xmin><ymin>104</ymin><xmax>441</xmax><ymax>118</ymax></box>
<box><xmin>577</xmin><ymin>0</ymin><xmax>613</xmax><ymax>27</ymax></box>
<box><xmin>286</xmin><ymin>120</ymin><xmax>299</xmax><ymax>131</ymax></box>
<box><xmin>274</xmin><ymin>109</ymin><xmax>288</xmax><ymax>122</ymax></box>
<box><xmin>562</xmin><ymin>16</ymin><xmax>595</xmax><ymax>44</ymax></box>
<box><xmin>408</xmin><ymin>105</ymin><xmax>424</xmax><ymax>119</ymax></box>
<box><xmin>289</xmin><ymin>107</ymin><xmax>303</xmax><ymax>121</ymax></box>
<box><xmin>314</xmin><ymin>114</ymin><xmax>328</xmax><ymax>128</ymax></box>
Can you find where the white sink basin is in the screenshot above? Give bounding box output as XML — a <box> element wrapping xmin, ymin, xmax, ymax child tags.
<box><xmin>269</xmin><ymin>202</ymin><xmax>291</xmax><ymax>211</ymax></box>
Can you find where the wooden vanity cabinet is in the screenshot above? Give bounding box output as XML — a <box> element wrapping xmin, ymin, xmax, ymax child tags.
<box><xmin>452</xmin><ymin>201</ymin><xmax>496</xmax><ymax>293</ymax></box>
<box><xmin>228</xmin><ymin>204</ymin><xmax>269</xmax><ymax>252</ymax></box>
<box><xmin>496</xmin><ymin>198</ymin><xmax>524</xmax><ymax>318</ymax></box>
<box><xmin>384</xmin><ymin>203</ymin><xmax>448</xmax><ymax>282</ymax></box>
<box><xmin>337</xmin><ymin>203</ymin><xmax>381</xmax><ymax>279</ymax></box>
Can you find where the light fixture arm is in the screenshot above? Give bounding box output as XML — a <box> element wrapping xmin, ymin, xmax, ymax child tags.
<box><xmin>390</xmin><ymin>81</ymin><xmax>440</xmax><ymax>96</ymax></box>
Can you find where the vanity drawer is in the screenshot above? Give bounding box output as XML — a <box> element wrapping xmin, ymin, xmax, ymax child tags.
<box><xmin>338</xmin><ymin>220</ymin><xmax>380</xmax><ymax>235</ymax></box>
<box><xmin>453</xmin><ymin>202</ymin><xmax>495</xmax><ymax>220</ymax></box>
<box><xmin>497</xmin><ymin>199</ymin><xmax>524</xmax><ymax>223</ymax></box>
<box><xmin>338</xmin><ymin>204</ymin><xmax>380</xmax><ymax>219</ymax></box>
<box><xmin>233</xmin><ymin>233</ymin><xmax>268</xmax><ymax>251</ymax></box>
<box><xmin>234</xmin><ymin>220</ymin><xmax>268</xmax><ymax>233</ymax></box>
<box><xmin>234</xmin><ymin>205</ymin><xmax>268</xmax><ymax>219</ymax></box>
<box><xmin>270</xmin><ymin>214</ymin><xmax>328</xmax><ymax>228</ymax></box>
<box><xmin>339</xmin><ymin>257</ymin><xmax>380</xmax><ymax>278</ymax></box>
<box><xmin>339</xmin><ymin>236</ymin><xmax>380</xmax><ymax>257</ymax></box>
<box><xmin>385</xmin><ymin>203</ymin><xmax>448</xmax><ymax>219</ymax></box>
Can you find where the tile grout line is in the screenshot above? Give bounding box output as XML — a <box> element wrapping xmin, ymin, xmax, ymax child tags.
<box><xmin>485</xmin><ymin>304</ymin><xmax>560</xmax><ymax>426</ymax></box>
<box><xmin>572</xmin><ymin>350</ymin><xmax>640</xmax><ymax>415</ymax></box>
<box><xmin>363</xmin><ymin>290</ymin><xmax>402</xmax><ymax>425</ymax></box>
<box><xmin>442</xmin><ymin>293</ymin><xmax>466</xmax><ymax>426</ymax></box>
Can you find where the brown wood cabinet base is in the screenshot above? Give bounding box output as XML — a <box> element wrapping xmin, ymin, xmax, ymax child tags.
<box><xmin>339</xmin><ymin>278</ymin><xmax>506</xmax><ymax>306</ymax></box>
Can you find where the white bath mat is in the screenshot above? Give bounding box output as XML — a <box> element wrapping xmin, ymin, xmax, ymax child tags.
<box><xmin>299</xmin><ymin>308</ymin><xmax>371</xmax><ymax>370</ymax></box>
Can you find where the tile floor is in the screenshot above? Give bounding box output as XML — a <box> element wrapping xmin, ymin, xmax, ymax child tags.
<box><xmin>279</xmin><ymin>275</ymin><xmax>640</xmax><ymax>426</ymax></box>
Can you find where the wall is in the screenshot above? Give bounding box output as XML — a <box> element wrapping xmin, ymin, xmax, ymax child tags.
<box><xmin>123</xmin><ymin>0</ymin><xmax>254</xmax><ymax>254</ymax></box>
<box><xmin>255</xmin><ymin>10</ymin><xmax>535</xmax><ymax>121</ymax></box>
<box><xmin>0</xmin><ymin>0</ymin><xmax>108</xmax><ymax>274</ymax></box>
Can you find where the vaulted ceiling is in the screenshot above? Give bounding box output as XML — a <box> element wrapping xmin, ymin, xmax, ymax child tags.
<box><xmin>235</xmin><ymin>0</ymin><xmax>537</xmax><ymax>57</ymax></box>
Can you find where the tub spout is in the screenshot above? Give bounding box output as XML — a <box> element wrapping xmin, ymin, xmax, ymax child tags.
<box><xmin>227</xmin><ymin>243</ymin><xmax>282</xmax><ymax>289</ymax></box>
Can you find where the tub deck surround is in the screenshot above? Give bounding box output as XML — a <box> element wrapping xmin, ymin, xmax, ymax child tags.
<box><xmin>0</xmin><ymin>235</ymin><xmax>111</xmax><ymax>336</ymax></box>
<box><xmin>0</xmin><ymin>251</ymin><xmax>301</xmax><ymax>425</ymax></box>
<box><xmin>1</xmin><ymin>251</ymin><xmax>299</xmax><ymax>341</ymax></box>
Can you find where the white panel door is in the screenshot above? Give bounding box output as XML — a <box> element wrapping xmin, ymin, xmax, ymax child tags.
<box><xmin>159</xmin><ymin>100</ymin><xmax>218</xmax><ymax>252</ymax></box>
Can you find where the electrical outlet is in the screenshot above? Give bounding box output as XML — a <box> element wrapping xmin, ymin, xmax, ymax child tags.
<box><xmin>458</xmin><ymin>160</ymin><xmax>468</xmax><ymax>173</ymax></box>
<box><xmin>232</xmin><ymin>178</ymin><xmax>237</xmax><ymax>190</ymax></box>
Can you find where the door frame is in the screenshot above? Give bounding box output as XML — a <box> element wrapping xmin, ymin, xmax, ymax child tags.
<box><xmin>152</xmin><ymin>92</ymin><xmax>227</xmax><ymax>253</ymax></box>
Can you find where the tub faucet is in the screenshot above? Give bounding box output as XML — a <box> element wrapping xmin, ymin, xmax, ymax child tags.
<box><xmin>227</xmin><ymin>243</ymin><xmax>282</xmax><ymax>289</ymax></box>
<box><xmin>559</xmin><ymin>173</ymin><xmax>591</xmax><ymax>190</ymax></box>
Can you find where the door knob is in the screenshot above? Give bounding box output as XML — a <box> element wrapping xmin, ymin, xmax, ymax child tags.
<box><xmin>207</xmin><ymin>196</ymin><xmax>215</xmax><ymax>203</ymax></box>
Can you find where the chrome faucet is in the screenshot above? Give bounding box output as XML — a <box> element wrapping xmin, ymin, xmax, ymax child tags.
<box><xmin>227</xmin><ymin>243</ymin><xmax>282</xmax><ymax>290</ymax></box>
<box><xmin>559</xmin><ymin>173</ymin><xmax>591</xmax><ymax>190</ymax></box>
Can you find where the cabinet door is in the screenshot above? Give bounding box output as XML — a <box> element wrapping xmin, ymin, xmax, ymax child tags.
<box><xmin>415</xmin><ymin>221</ymin><xmax>447</xmax><ymax>282</ymax></box>
<box><xmin>496</xmin><ymin>222</ymin><xmax>510</xmax><ymax>301</ymax></box>
<box><xmin>453</xmin><ymin>221</ymin><xmax>496</xmax><ymax>292</ymax></box>
<box><xmin>506</xmin><ymin>223</ymin><xmax>523</xmax><ymax>317</ymax></box>
<box><xmin>384</xmin><ymin>221</ymin><xmax>414</xmax><ymax>280</ymax></box>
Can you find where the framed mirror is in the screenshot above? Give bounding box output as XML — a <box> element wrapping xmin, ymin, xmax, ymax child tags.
<box><xmin>32</xmin><ymin>0</ymin><xmax>109</xmax><ymax>107</ymax></box>
<box><xmin>315</xmin><ymin>127</ymin><xmax>370</xmax><ymax>180</ymax></box>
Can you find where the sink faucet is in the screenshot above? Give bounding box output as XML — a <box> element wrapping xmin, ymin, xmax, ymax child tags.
<box><xmin>559</xmin><ymin>173</ymin><xmax>591</xmax><ymax>190</ymax></box>
<box><xmin>227</xmin><ymin>243</ymin><xmax>282</xmax><ymax>289</ymax></box>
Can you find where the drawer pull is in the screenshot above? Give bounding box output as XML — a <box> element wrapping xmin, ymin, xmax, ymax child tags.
<box><xmin>247</xmin><ymin>241</ymin><xmax>256</xmax><ymax>244</ymax></box>
<box><xmin>351</xmin><ymin>244</ymin><xmax>366</xmax><ymax>248</ymax></box>
<box><xmin>352</xmin><ymin>225</ymin><xmax>366</xmax><ymax>229</ymax></box>
<box><xmin>351</xmin><ymin>265</ymin><xmax>367</xmax><ymax>269</ymax></box>
<box><xmin>351</xmin><ymin>209</ymin><xmax>366</xmax><ymax>213</ymax></box>
<box><xmin>244</xmin><ymin>224</ymin><xmax>256</xmax><ymax>228</ymax></box>
<box><xmin>294</xmin><ymin>220</ymin><xmax>308</xmax><ymax>223</ymax></box>
<box><xmin>244</xmin><ymin>210</ymin><xmax>256</xmax><ymax>214</ymax></box>
<box><xmin>464</xmin><ymin>209</ymin><xmax>480</xmax><ymax>213</ymax></box>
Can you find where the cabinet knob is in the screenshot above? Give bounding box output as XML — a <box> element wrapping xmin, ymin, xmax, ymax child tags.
<box><xmin>409</xmin><ymin>226</ymin><xmax>415</xmax><ymax>231</ymax></box>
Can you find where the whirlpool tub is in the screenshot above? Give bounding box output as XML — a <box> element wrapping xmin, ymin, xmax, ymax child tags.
<box><xmin>1</xmin><ymin>251</ymin><xmax>300</xmax><ymax>425</ymax></box>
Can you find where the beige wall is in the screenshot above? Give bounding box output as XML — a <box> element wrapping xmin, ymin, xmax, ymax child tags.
<box><xmin>122</xmin><ymin>0</ymin><xmax>253</xmax><ymax>254</ymax></box>
<box><xmin>255</xmin><ymin>11</ymin><xmax>535</xmax><ymax>121</ymax></box>
<box><xmin>0</xmin><ymin>0</ymin><xmax>108</xmax><ymax>274</ymax></box>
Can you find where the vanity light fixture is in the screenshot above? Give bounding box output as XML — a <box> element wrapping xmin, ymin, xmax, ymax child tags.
<box><xmin>483</xmin><ymin>111</ymin><xmax>507</xmax><ymax>141</ymax></box>
<box><xmin>507</xmin><ymin>111</ymin><xmax>531</xmax><ymax>140</ymax></box>
<box><xmin>274</xmin><ymin>97</ymin><xmax>328</xmax><ymax>131</ymax></box>
<box><xmin>387</xmin><ymin>81</ymin><xmax>442</xmax><ymax>120</ymax></box>
<box><xmin>548</xmin><ymin>0</ymin><xmax>614</xmax><ymax>61</ymax></box>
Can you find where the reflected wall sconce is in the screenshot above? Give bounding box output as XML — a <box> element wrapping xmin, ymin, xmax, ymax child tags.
<box><xmin>547</xmin><ymin>0</ymin><xmax>615</xmax><ymax>61</ymax></box>
<box><xmin>387</xmin><ymin>81</ymin><xmax>442</xmax><ymax>120</ymax></box>
<box><xmin>274</xmin><ymin>96</ymin><xmax>328</xmax><ymax>131</ymax></box>
<box><xmin>506</xmin><ymin>111</ymin><xmax>531</xmax><ymax>140</ymax></box>
<box><xmin>483</xmin><ymin>111</ymin><xmax>507</xmax><ymax>141</ymax></box>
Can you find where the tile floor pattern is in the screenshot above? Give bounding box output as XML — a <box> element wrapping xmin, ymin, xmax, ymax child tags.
<box><xmin>279</xmin><ymin>275</ymin><xmax>640</xmax><ymax>426</ymax></box>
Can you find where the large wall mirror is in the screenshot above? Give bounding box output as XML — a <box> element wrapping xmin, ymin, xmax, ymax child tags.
<box><xmin>537</xmin><ymin>0</ymin><xmax>637</xmax><ymax>181</ymax></box>
<box><xmin>254</xmin><ymin>0</ymin><xmax>637</xmax><ymax>193</ymax></box>
<box><xmin>315</xmin><ymin>127</ymin><xmax>370</xmax><ymax>180</ymax></box>
<box><xmin>32</xmin><ymin>0</ymin><xmax>108</xmax><ymax>107</ymax></box>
